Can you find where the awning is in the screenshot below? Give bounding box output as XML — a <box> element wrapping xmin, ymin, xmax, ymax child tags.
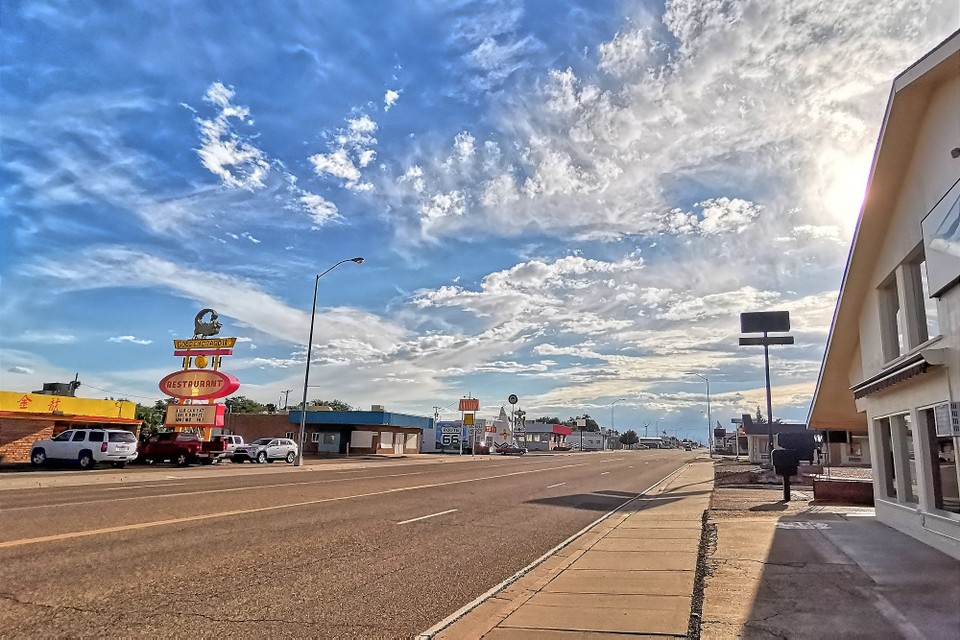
<box><xmin>850</xmin><ymin>349</ymin><xmax>944</xmax><ymax>399</ymax></box>
<box><xmin>0</xmin><ymin>411</ymin><xmax>142</xmax><ymax>425</ymax></box>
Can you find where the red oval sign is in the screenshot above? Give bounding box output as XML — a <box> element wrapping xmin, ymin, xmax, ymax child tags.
<box><xmin>159</xmin><ymin>369</ymin><xmax>240</xmax><ymax>400</ymax></box>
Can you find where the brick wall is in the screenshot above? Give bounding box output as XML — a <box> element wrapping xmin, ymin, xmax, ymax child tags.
<box><xmin>0</xmin><ymin>418</ymin><xmax>56</xmax><ymax>464</ymax></box>
<box><xmin>223</xmin><ymin>413</ymin><xmax>294</xmax><ymax>443</ymax></box>
<box><xmin>813</xmin><ymin>478</ymin><xmax>875</xmax><ymax>506</ymax></box>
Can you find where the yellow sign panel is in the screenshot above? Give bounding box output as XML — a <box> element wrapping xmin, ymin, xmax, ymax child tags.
<box><xmin>165</xmin><ymin>405</ymin><xmax>219</xmax><ymax>426</ymax></box>
<box><xmin>463</xmin><ymin>413</ymin><xmax>475</xmax><ymax>425</ymax></box>
<box><xmin>173</xmin><ymin>337</ymin><xmax>237</xmax><ymax>350</ymax></box>
<box><xmin>0</xmin><ymin>391</ymin><xmax>136</xmax><ymax>419</ymax></box>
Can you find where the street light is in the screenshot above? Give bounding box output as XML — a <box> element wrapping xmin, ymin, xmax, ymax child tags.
<box><xmin>296</xmin><ymin>257</ymin><xmax>364</xmax><ymax>467</ymax></box>
<box><xmin>611</xmin><ymin>398</ymin><xmax>626</xmax><ymax>450</ymax></box>
<box><xmin>686</xmin><ymin>373</ymin><xmax>712</xmax><ymax>459</ymax></box>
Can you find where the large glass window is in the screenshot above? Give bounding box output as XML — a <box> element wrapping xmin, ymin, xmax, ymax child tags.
<box><xmin>876</xmin><ymin>418</ymin><xmax>897</xmax><ymax>499</ymax></box>
<box><xmin>921</xmin><ymin>409</ymin><xmax>960</xmax><ymax>514</ymax></box>
<box><xmin>919</xmin><ymin>260</ymin><xmax>940</xmax><ymax>339</ymax></box>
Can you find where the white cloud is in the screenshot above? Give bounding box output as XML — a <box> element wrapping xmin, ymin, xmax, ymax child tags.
<box><xmin>452</xmin><ymin>131</ymin><xmax>476</xmax><ymax>161</ymax></box>
<box><xmin>419</xmin><ymin>190</ymin><xmax>466</xmax><ymax>226</ymax></box>
<box><xmin>195</xmin><ymin>82</ymin><xmax>271</xmax><ymax>190</ymax></box>
<box><xmin>299</xmin><ymin>192</ymin><xmax>341</xmax><ymax>226</ymax></box>
<box><xmin>384</xmin><ymin>89</ymin><xmax>400</xmax><ymax>110</ymax></box>
<box><xmin>241</xmin><ymin>232</ymin><xmax>261</xmax><ymax>244</ymax></box>
<box><xmin>309</xmin><ymin>148</ymin><xmax>372</xmax><ymax>192</ymax></box>
<box><xmin>14</xmin><ymin>331</ymin><xmax>77</xmax><ymax>344</ymax></box>
<box><xmin>107</xmin><ymin>335</ymin><xmax>153</xmax><ymax>345</ymax></box>
<box><xmin>8</xmin><ymin>366</ymin><xmax>33</xmax><ymax>374</ymax></box>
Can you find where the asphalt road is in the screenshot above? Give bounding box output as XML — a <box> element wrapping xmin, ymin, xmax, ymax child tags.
<box><xmin>0</xmin><ymin>450</ymin><xmax>694</xmax><ymax>638</ymax></box>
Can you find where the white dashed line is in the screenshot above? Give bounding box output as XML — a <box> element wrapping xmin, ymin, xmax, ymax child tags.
<box><xmin>546</xmin><ymin>482</ymin><xmax>566</xmax><ymax>489</ymax></box>
<box><xmin>397</xmin><ymin>509</ymin><xmax>458</xmax><ymax>525</ymax></box>
<box><xmin>600</xmin><ymin>471</ymin><xmax>610</xmax><ymax>476</ymax></box>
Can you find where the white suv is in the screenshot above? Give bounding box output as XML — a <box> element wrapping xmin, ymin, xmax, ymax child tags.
<box><xmin>31</xmin><ymin>428</ymin><xmax>139</xmax><ymax>469</ymax></box>
<box><xmin>232</xmin><ymin>438</ymin><xmax>298</xmax><ymax>464</ymax></box>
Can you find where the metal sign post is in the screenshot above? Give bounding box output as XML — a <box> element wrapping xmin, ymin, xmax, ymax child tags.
<box><xmin>739</xmin><ymin>312</ymin><xmax>794</xmax><ymax>462</ymax></box>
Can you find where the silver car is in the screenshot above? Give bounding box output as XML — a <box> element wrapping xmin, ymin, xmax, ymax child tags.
<box><xmin>231</xmin><ymin>437</ymin><xmax>298</xmax><ymax>464</ymax></box>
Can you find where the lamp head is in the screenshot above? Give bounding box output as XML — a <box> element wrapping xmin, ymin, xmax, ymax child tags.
<box><xmin>351</xmin><ymin>257</ymin><xmax>365</xmax><ymax>264</ymax></box>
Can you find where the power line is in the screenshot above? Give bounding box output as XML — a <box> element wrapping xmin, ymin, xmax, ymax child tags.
<box><xmin>83</xmin><ymin>384</ymin><xmax>162</xmax><ymax>401</ymax></box>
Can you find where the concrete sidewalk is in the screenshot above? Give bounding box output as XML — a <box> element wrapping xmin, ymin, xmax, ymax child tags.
<box><xmin>426</xmin><ymin>458</ymin><xmax>714</xmax><ymax>639</ymax></box>
<box><xmin>701</xmin><ymin>486</ymin><xmax>960</xmax><ymax>639</ymax></box>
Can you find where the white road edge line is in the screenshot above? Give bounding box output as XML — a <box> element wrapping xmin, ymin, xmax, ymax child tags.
<box><xmin>546</xmin><ymin>482</ymin><xmax>565</xmax><ymax>489</ymax></box>
<box><xmin>397</xmin><ymin>509</ymin><xmax>458</xmax><ymax>525</ymax></box>
<box><xmin>414</xmin><ymin>461</ymin><xmax>692</xmax><ymax>639</ymax></box>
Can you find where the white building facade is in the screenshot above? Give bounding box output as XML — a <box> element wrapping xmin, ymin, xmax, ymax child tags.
<box><xmin>809</xmin><ymin>32</ymin><xmax>960</xmax><ymax>560</ymax></box>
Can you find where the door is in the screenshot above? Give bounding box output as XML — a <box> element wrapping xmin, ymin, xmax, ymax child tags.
<box><xmin>48</xmin><ymin>430</ymin><xmax>74</xmax><ymax>459</ymax></box>
<box><xmin>394</xmin><ymin>433</ymin><xmax>404</xmax><ymax>454</ymax></box>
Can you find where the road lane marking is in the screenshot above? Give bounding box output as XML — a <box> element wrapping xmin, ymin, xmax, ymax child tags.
<box><xmin>0</xmin><ymin>461</ymin><xmax>590</xmax><ymax>548</ymax></box>
<box><xmin>415</xmin><ymin>461</ymin><xmax>692</xmax><ymax>639</ymax></box>
<box><xmin>546</xmin><ymin>482</ymin><xmax>565</xmax><ymax>489</ymax></box>
<box><xmin>600</xmin><ymin>471</ymin><xmax>610</xmax><ymax>475</ymax></box>
<box><xmin>0</xmin><ymin>457</ymin><xmax>585</xmax><ymax>512</ymax></box>
<box><xmin>592</xmin><ymin>493</ymin><xmax>629</xmax><ymax>499</ymax></box>
<box><xmin>0</xmin><ymin>472</ymin><xmax>427</xmax><ymax>512</ymax></box>
<box><xmin>397</xmin><ymin>509</ymin><xmax>458</xmax><ymax>525</ymax></box>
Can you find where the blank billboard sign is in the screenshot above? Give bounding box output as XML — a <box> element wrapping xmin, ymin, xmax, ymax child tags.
<box><xmin>740</xmin><ymin>311</ymin><xmax>790</xmax><ymax>334</ymax></box>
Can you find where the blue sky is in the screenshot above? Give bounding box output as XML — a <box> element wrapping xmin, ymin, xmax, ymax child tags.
<box><xmin>2</xmin><ymin>0</ymin><xmax>958</xmax><ymax>439</ymax></box>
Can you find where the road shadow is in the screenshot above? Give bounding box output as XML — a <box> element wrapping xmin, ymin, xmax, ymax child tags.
<box><xmin>748</xmin><ymin>502</ymin><xmax>789</xmax><ymax>512</ymax></box>
<box><xmin>527</xmin><ymin>491</ymin><xmax>685</xmax><ymax>512</ymax></box>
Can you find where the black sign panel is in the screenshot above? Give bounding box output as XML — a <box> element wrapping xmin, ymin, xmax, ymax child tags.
<box><xmin>740</xmin><ymin>311</ymin><xmax>790</xmax><ymax>334</ymax></box>
<box><xmin>714</xmin><ymin>428</ymin><xmax>726</xmax><ymax>439</ymax></box>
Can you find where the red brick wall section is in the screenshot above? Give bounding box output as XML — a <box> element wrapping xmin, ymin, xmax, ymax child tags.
<box><xmin>223</xmin><ymin>413</ymin><xmax>295</xmax><ymax>444</ymax></box>
<box><xmin>0</xmin><ymin>418</ymin><xmax>56</xmax><ymax>464</ymax></box>
<box><xmin>813</xmin><ymin>478</ymin><xmax>875</xmax><ymax>506</ymax></box>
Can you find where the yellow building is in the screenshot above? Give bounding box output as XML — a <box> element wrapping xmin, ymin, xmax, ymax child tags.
<box><xmin>0</xmin><ymin>390</ymin><xmax>140</xmax><ymax>465</ymax></box>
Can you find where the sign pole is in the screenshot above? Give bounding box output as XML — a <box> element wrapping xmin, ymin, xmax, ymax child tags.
<box><xmin>764</xmin><ymin>331</ymin><xmax>774</xmax><ymax>456</ymax></box>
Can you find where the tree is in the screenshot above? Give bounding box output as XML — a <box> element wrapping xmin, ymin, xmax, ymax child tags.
<box><xmin>225</xmin><ymin>395</ymin><xmax>267</xmax><ymax>414</ymax></box>
<box><xmin>304</xmin><ymin>399</ymin><xmax>353</xmax><ymax>411</ymax></box>
<box><xmin>136</xmin><ymin>399</ymin><xmax>174</xmax><ymax>437</ymax></box>
<box><xmin>265</xmin><ymin>403</ymin><xmax>277</xmax><ymax>413</ymax></box>
<box><xmin>754</xmin><ymin>406</ymin><xmax>783</xmax><ymax>424</ymax></box>
<box><xmin>619</xmin><ymin>430</ymin><xmax>640</xmax><ymax>448</ymax></box>
<box><xmin>565</xmin><ymin>414</ymin><xmax>600</xmax><ymax>432</ymax></box>
<box><xmin>533</xmin><ymin>416</ymin><xmax>561</xmax><ymax>424</ymax></box>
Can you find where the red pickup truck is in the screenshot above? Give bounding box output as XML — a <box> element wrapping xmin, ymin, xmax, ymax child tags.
<box><xmin>138</xmin><ymin>432</ymin><xmax>213</xmax><ymax>466</ymax></box>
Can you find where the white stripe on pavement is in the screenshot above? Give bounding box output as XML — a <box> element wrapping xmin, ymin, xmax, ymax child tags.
<box><xmin>600</xmin><ymin>471</ymin><xmax>610</xmax><ymax>475</ymax></box>
<box><xmin>546</xmin><ymin>482</ymin><xmax>566</xmax><ymax>489</ymax></box>
<box><xmin>397</xmin><ymin>509</ymin><xmax>458</xmax><ymax>525</ymax></box>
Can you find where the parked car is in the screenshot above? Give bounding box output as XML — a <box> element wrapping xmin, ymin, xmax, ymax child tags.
<box><xmin>204</xmin><ymin>434</ymin><xmax>244</xmax><ymax>460</ymax></box>
<box><xmin>495</xmin><ymin>444</ymin><xmax>527</xmax><ymax>456</ymax></box>
<box><xmin>139</xmin><ymin>432</ymin><xmax>211</xmax><ymax>466</ymax></box>
<box><xmin>232</xmin><ymin>438</ymin><xmax>298</xmax><ymax>464</ymax></box>
<box><xmin>31</xmin><ymin>428</ymin><xmax>139</xmax><ymax>469</ymax></box>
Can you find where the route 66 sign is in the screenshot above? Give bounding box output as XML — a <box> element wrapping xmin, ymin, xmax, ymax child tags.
<box><xmin>508</xmin><ymin>394</ymin><xmax>518</xmax><ymax>405</ymax></box>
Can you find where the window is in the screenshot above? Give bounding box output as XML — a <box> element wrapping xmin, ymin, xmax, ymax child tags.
<box><xmin>71</xmin><ymin>431</ymin><xmax>86</xmax><ymax>442</ymax></box>
<box><xmin>878</xmin><ymin>277</ymin><xmax>904</xmax><ymax>361</ymax></box>
<box><xmin>920</xmin><ymin>409</ymin><xmax>959</xmax><ymax>514</ymax></box>
<box><xmin>919</xmin><ymin>260</ymin><xmax>940</xmax><ymax>338</ymax></box>
<box><xmin>109</xmin><ymin>431</ymin><xmax>136</xmax><ymax>442</ymax></box>
<box><xmin>380</xmin><ymin>432</ymin><xmax>392</xmax><ymax>447</ymax></box>
<box><xmin>53</xmin><ymin>431</ymin><xmax>73</xmax><ymax>442</ymax></box>
<box><xmin>876</xmin><ymin>418</ymin><xmax>897</xmax><ymax>499</ymax></box>
<box><xmin>902</xmin><ymin>414</ymin><xmax>919</xmax><ymax>504</ymax></box>
<box><xmin>88</xmin><ymin>431</ymin><xmax>105</xmax><ymax>442</ymax></box>
<box><xmin>323</xmin><ymin>433</ymin><xmax>336</xmax><ymax>445</ymax></box>
<box><xmin>311</xmin><ymin>432</ymin><xmax>321</xmax><ymax>443</ymax></box>
<box><xmin>285</xmin><ymin>432</ymin><xmax>294</xmax><ymax>440</ymax></box>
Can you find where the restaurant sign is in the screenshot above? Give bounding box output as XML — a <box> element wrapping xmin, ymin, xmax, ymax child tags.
<box><xmin>159</xmin><ymin>369</ymin><xmax>240</xmax><ymax>400</ymax></box>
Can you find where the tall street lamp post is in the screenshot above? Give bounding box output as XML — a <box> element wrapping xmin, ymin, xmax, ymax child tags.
<box><xmin>611</xmin><ymin>398</ymin><xmax>626</xmax><ymax>450</ymax></box>
<box><xmin>687</xmin><ymin>373</ymin><xmax>712</xmax><ymax>459</ymax></box>
<box><xmin>296</xmin><ymin>257</ymin><xmax>364</xmax><ymax>467</ymax></box>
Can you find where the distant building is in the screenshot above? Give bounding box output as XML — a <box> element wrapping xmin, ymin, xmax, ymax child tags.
<box><xmin>523</xmin><ymin>422</ymin><xmax>573</xmax><ymax>451</ymax></box>
<box><xmin>808</xmin><ymin>32</ymin><xmax>960</xmax><ymax>560</ymax></box>
<box><xmin>226</xmin><ymin>405</ymin><xmax>432</xmax><ymax>456</ymax></box>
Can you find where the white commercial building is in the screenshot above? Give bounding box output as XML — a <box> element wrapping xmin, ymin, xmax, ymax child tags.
<box><xmin>809</xmin><ymin>32</ymin><xmax>960</xmax><ymax>560</ymax></box>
